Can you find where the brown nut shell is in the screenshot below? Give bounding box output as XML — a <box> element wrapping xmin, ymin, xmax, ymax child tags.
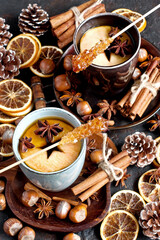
<box><xmin>21</xmin><ymin>190</ymin><xmax>39</xmax><ymax>207</ymax></box>
<box><xmin>18</xmin><ymin>226</ymin><xmax>35</xmax><ymax>240</ymax></box>
<box><xmin>54</xmin><ymin>74</ymin><xmax>71</xmax><ymax>92</ymax></box>
<box><xmin>55</xmin><ymin>200</ymin><xmax>71</xmax><ymax>219</ymax></box>
<box><xmin>138</xmin><ymin>48</ymin><xmax>148</xmax><ymax>62</ymax></box>
<box><xmin>63</xmin><ymin>233</ymin><xmax>81</xmax><ymax>240</ymax></box>
<box><xmin>90</xmin><ymin>149</ymin><xmax>103</xmax><ymax>164</ymax></box>
<box><xmin>2</xmin><ymin>128</ymin><xmax>14</xmax><ymax>145</ymax></box>
<box><xmin>0</xmin><ymin>180</ymin><xmax>5</xmax><ymax>193</ymax></box>
<box><xmin>76</xmin><ymin>101</ymin><xmax>92</xmax><ymax>116</ymax></box>
<box><xmin>3</xmin><ymin>218</ymin><xmax>23</xmax><ymax>236</ymax></box>
<box><xmin>69</xmin><ymin>204</ymin><xmax>87</xmax><ymax>223</ymax></box>
<box><xmin>132</xmin><ymin>68</ymin><xmax>141</xmax><ymax>80</ymax></box>
<box><xmin>0</xmin><ymin>193</ymin><xmax>6</xmax><ymax>210</ymax></box>
<box><xmin>39</xmin><ymin>59</ymin><xmax>55</xmax><ymax>75</ymax></box>
<box><xmin>63</xmin><ymin>55</ymin><xmax>73</xmax><ymax>71</ymax></box>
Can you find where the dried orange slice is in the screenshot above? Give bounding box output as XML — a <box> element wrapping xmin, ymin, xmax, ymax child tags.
<box><xmin>138</xmin><ymin>169</ymin><xmax>160</xmax><ymax>202</ymax></box>
<box><xmin>120</xmin><ymin>11</ymin><xmax>146</xmax><ymax>32</ymax></box>
<box><xmin>7</xmin><ymin>33</ymin><xmax>41</xmax><ymax>68</ymax></box>
<box><xmin>0</xmin><ymin>123</ymin><xmax>16</xmax><ymax>157</ymax></box>
<box><xmin>0</xmin><ymin>79</ymin><xmax>32</xmax><ymax>113</ymax></box>
<box><xmin>30</xmin><ymin>46</ymin><xmax>63</xmax><ymax>78</ymax></box>
<box><xmin>112</xmin><ymin>8</ymin><xmax>132</xmax><ymax>14</ymax></box>
<box><xmin>110</xmin><ymin>190</ymin><xmax>145</xmax><ymax>218</ymax></box>
<box><xmin>0</xmin><ymin>111</ymin><xmax>18</xmax><ymax>123</ymax></box>
<box><xmin>2</xmin><ymin>102</ymin><xmax>34</xmax><ymax>117</ymax></box>
<box><xmin>100</xmin><ymin>210</ymin><xmax>139</xmax><ymax>240</ymax></box>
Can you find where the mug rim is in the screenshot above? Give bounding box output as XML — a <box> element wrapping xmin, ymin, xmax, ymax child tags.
<box><xmin>12</xmin><ymin>107</ymin><xmax>86</xmax><ymax>175</ymax></box>
<box><xmin>73</xmin><ymin>12</ymin><xmax>141</xmax><ymax>70</ymax></box>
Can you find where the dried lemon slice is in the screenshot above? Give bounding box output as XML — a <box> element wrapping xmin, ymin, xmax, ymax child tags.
<box><xmin>110</xmin><ymin>190</ymin><xmax>145</xmax><ymax>218</ymax></box>
<box><xmin>112</xmin><ymin>8</ymin><xmax>132</xmax><ymax>14</ymax></box>
<box><xmin>30</xmin><ymin>46</ymin><xmax>63</xmax><ymax>78</ymax></box>
<box><xmin>0</xmin><ymin>111</ymin><xmax>18</xmax><ymax>124</ymax></box>
<box><xmin>0</xmin><ymin>79</ymin><xmax>32</xmax><ymax>113</ymax></box>
<box><xmin>100</xmin><ymin>210</ymin><xmax>139</xmax><ymax>240</ymax></box>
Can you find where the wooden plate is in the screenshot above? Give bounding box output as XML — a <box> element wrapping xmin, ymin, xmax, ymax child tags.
<box><xmin>0</xmin><ymin>134</ymin><xmax>116</xmax><ymax>232</ymax></box>
<box><xmin>53</xmin><ymin>38</ymin><xmax>160</xmax><ymax>130</ymax></box>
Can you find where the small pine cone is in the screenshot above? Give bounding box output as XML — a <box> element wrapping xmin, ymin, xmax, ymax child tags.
<box><xmin>0</xmin><ymin>47</ymin><xmax>21</xmax><ymax>80</ymax></box>
<box><xmin>139</xmin><ymin>201</ymin><xmax>160</xmax><ymax>239</ymax></box>
<box><xmin>122</xmin><ymin>132</ymin><xmax>156</xmax><ymax>167</ymax></box>
<box><xmin>18</xmin><ymin>3</ymin><xmax>49</xmax><ymax>36</ymax></box>
<box><xmin>0</xmin><ymin>18</ymin><xmax>12</xmax><ymax>47</ymax></box>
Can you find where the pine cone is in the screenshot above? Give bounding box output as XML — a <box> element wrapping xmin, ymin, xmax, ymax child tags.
<box><xmin>122</xmin><ymin>132</ymin><xmax>156</xmax><ymax>167</ymax></box>
<box><xmin>18</xmin><ymin>3</ymin><xmax>49</xmax><ymax>36</ymax></box>
<box><xmin>139</xmin><ymin>201</ymin><xmax>160</xmax><ymax>239</ymax></box>
<box><xmin>0</xmin><ymin>18</ymin><xmax>12</xmax><ymax>47</ymax></box>
<box><xmin>0</xmin><ymin>47</ymin><xmax>21</xmax><ymax>80</ymax></box>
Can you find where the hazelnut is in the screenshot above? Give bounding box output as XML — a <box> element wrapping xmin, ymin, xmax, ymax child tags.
<box><xmin>0</xmin><ymin>180</ymin><xmax>5</xmax><ymax>193</ymax></box>
<box><xmin>132</xmin><ymin>68</ymin><xmax>141</xmax><ymax>80</ymax></box>
<box><xmin>21</xmin><ymin>190</ymin><xmax>39</xmax><ymax>207</ymax></box>
<box><xmin>63</xmin><ymin>233</ymin><xmax>81</xmax><ymax>240</ymax></box>
<box><xmin>63</xmin><ymin>55</ymin><xmax>73</xmax><ymax>71</ymax></box>
<box><xmin>76</xmin><ymin>101</ymin><xmax>92</xmax><ymax>116</ymax></box>
<box><xmin>2</xmin><ymin>128</ymin><xmax>14</xmax><ymax>145</ymax></box>
<box><xmin>69</xmin><ymin>204</ymin><xmax>87</xmax><ymax>223</ymax></box>
<box><xmin>90</xmin><ymin>149</ymin><xmax>103</xmax><ymax>164</ymax></box>
<box><xmin>18</xmin><ymin>226</ymin><xmax>35</xmax><ymax>240</ymax></box>
<box><xmin>138</xmin><ymin>48</ymin><xmax>148</xmax><ymax>62</ymax></box>
<box><xmin>0</xmin><ymin>193</ymin><xmax>6</xmax><ymax>210</ymax></box>
<box><xmin>54</xmin><ymin>74</ymin><xmax>71</xmax><ymax>92</ymax></box>
<box><xmin>39</xmin><ymin>58</ymin><xmax>55</xmax><ymax>75</ymax></box>
<box><xmin>3</xmin><ymin>218</ymin><xmax>23</xmax><ymax>236</ymax></box>
<box><xmin>55</xmin><ymin>200</ymin><xmax>71</xmax><ymax>219</ymax></box>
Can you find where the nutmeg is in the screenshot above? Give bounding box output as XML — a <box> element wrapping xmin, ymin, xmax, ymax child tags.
<box><xmin>138</xmin><ymin>48</ymin><xmax>148</xmax><ymax>62</ymax></box>
<box><xmin>18</xmin><ymin>226</ymin><xmax>35</xmax><ymax>240</ymax></box>
<box><xmin>69</xmin><ymin>204</ymin><xmax>87</xmax><ymax>223</ymax></box>
<box><xmin>3</xmin><ymin>218</ymin><xmax>23</xmax><ymax>236</ymax></box>
<box><xmin>0</xmin><ymin>180</ymin><xmax>5</xmax><ymax>193</ymax></box>
<box><xmin>2</xmin><ymin>128</ymin><xmax>15</xmax><ymax>145</ymax></box>
<box><xmin>21</xmin><ymin>190</ymin><xmax>39</xmax><ymax>207</ymax></box>
<box><xmin>90</xmin><ymin>149</ymin><xmax>103</xmax><ymax>164</ymax></box>
<box><xmin>76</xmin><ymin>101</ymin><xmax>92</xmax><ymax>116</ymax></box>
<box><xmin>54</xmin><ymin>74</ymin><xmax>71</xmax><ymax>92</ymax></box>
<box><xmin>63</xmin><ymin>55</ymin><xmax>73</xmax><ymax>71</ymax></box>
<box><xmin>63</xmin><ymin>233</ymin><xmax>81</xmax><ymax>240</ymax></box>
<box><xmin>39</xmin><ymin>58</ymin><xmax>55</xmax><ymax>75</ymax></box>
<box><xmin>0</xmin><ymin>193</ymin><xmax>6</xmax><ymax>210</ymax></box>
<box><xmin>132</xmin><ymin>68</ymin><xmax>141</xmax><ymax>80</ymax></box>
<box><xmin>55</xmin><ymin>200</ymin><xmax>71</xmax><ymax>219</ymax></box>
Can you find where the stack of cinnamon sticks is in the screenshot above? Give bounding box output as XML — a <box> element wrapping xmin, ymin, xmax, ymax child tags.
<box><xmin>71</xmin><ymin>150</ymin><xmax>131</xmax><ymax>202</ymax></box>
<box><xmin>50</xmin><ymin>0</ymin><xmax>106</xmax><ymax>49</ymax></box>
<box><xmin>117</xmin><ymin>57</ymin><xmax>160</xmax><ymax>121</ymax></box>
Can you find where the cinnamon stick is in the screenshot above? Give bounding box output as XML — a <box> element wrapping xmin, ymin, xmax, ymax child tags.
<box><xmin>24</xmin><ymin>182</ymin><xmax>51</xmax><ymax>201</ymax></box>
<box><xmin>50</xmin><ymin>0</ymin><xmax>97</xmax><ymax>29</ymax></box>
<box><xmin>117</xmin><ymin>91</ymin><xmax>131</xmax><ymax>110</ymax></box>
<box><xmin>58</xmin><ymin>36</ymin><xmax>73</xmax><ymax>49</ymax></box>
<box><xmin>31</xmin><ymin>76</ymin><xmax>46</xmax><ymax>109</ymax></box>
<box><xmin>71</xmin><ymin>151</ymin><xmax>130</xmax><ymax>196</ymax></box>
<box><xmin>52</xmin><ymin>196</ymin><xmax>87</xmax><ymax>207</ymax></box>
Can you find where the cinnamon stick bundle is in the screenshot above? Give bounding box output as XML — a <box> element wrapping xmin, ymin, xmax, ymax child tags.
<box><xmin>71</xmin><ymin>150</ymin><xmax>131</xmax><ymax>202</ymax></box>
<box><xmin>50</xmin><ymin>0</ymin><xmax>106</xmax><ymax>48</ymax></box>
<box><xmin>117</xmin><ymin>57</ymin><xmax>160</xmax><ymax>121</ymax></box>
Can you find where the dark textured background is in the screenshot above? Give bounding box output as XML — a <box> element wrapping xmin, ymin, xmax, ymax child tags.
<box><xmin>0</xmin><ymin>0</ymin><xmax>159</xmax><ymax>239</ymax></box>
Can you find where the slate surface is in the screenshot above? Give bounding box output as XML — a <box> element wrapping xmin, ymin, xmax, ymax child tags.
<box><xmin>0</xmin><ymin>0</ymin><xmax>159</xmax><ymax>239</ymax></box>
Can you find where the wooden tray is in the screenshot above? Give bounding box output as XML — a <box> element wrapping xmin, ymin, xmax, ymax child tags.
<box><xmin>0</xmin><ymin>134</ymin><xmax>115</xmax><ymax>232</ymax></box>
<box><xmin>54</xmin><ymin>38</ymin><xmax>160</xmax><ymax>130</ymax></box>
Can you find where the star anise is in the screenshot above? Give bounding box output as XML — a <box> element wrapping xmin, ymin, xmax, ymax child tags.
<box><xmin>19</xmin><ymin>136</ymin><xmax>35</xmax><ymax>153</ymax></box>
<box><xmin>34</xmin><ymin>198</ymin><xmax>54</xmax><ymax>219</ymax></box>
<box><xmin>149</xmin><ymin>168</ymin><xmax>160</xmax><ymax>184</ymax></box>
<box><xmin>115</xmin><ymin>169</ymin><xmax>131</xmax><ymax>188</ymax></box>
<box><xmin>108</xmin><ymin>39</ymin><xmax>133</xmax><ymax>57</ymax></box>
<box><xmin>85</xmin><ymin>138</ymin><xmax>96</xmax><ymax>160</ymax></box>
<box><xmin>97</xmin><ymin>100</ymin><xmax>117</xmax><ymax>120</ymax></box>
<box><xmin>60</xmin><ymin>90</ymin><xmax>83</xmax><ymax>107</ymax></box>
<box><xmin>139</xmin><ymin>54</ymin><xmax>153</xmax><ymax>69</ymax></box>
<box><xmin>82</xmin><ymin>112</ymin><xmax>101</xmax><ymax>122</ymax></box>
<box><xmin>147</xmin><ymin>114</ymin><xmax>160</xmax><ymax>132</ymax></box>
<box><xmin>108</xmin><ymin>27</ymin><xmax>119</xmax><ymax>37</ymax></box>
<box><xmin>34</xmin><ymin>120</ymin><xmax>63</xmax><ymax>143</ymax></box>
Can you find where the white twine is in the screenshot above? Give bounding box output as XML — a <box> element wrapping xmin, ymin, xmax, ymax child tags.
<box><xmin>98</xmin><ymin>133</ymin><xmax>124</xmax><ymax>182</ymax></box>
<box><xmin>130</xmin><ymin>73</ymin><xmax>160</xmax><ymax>105</ymax></box>
<box><xmin>71</xmin><ymin>0</ymin><xmax>103</xmax><ymax>28</ymax></box>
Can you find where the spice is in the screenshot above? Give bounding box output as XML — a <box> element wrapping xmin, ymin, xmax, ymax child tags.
<box><xmin>60</xmin><ymin>90</ymin><xmax>83</xmax><ymax>107</ymax></box>
<box><xmin>19</xmin><ymin>137</ymin><xmax>35</xmax><ymax>153</ymax></box>
<box><xmin>108</xmin><ymin>39</ymin><xmax>132</xmax><ymax>57</ymax></box>
<box><xmin>115</xmin><ymin>169</ymin><xmax>131</xmax><ymax>187</ymax></box>
<box><xmin>147</xmin><ymin>114</ymin><xmax>160</xmax><ymax>131</ymax></box>
<box><xmin>139</xmin><ymin>54</ymin><xmax>153</xmax><ymax>69</ymax></box>
<box><xmin>97</xmin><ymin>100</ymin><xmax>117</xmax><ymax>120</ymax></box>
<box><xmin>149</xmin><ymin>167</ymin><xmax>160</xmax><ymax>183</ymax></box>
<box><xmin>34</xmin><ymin>120</ymin><xmax>63</xmax><ymax>143</ymax></box>
<box><xmin>34</xmin><ymin>198</ymin><xmax>54</xmax><ymax>219</ymax></box>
